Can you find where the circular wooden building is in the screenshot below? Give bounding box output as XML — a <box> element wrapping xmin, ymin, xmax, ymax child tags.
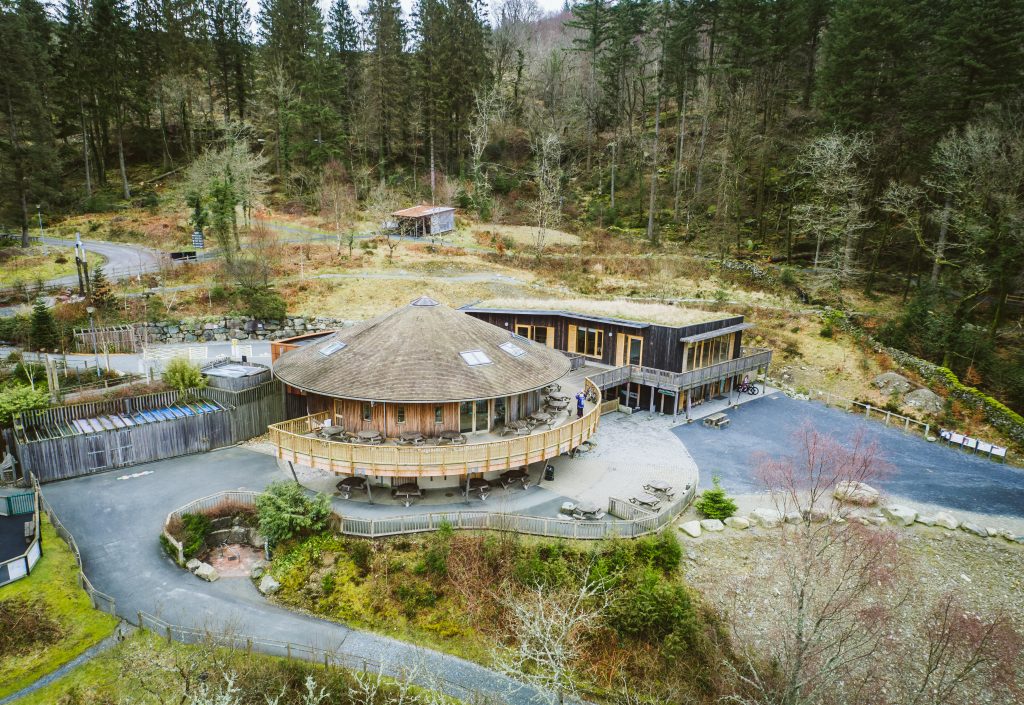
<box><xmin>269</xmin><ymin>297</ymin><xmax>600</xmax><ymax>487</ymax></box>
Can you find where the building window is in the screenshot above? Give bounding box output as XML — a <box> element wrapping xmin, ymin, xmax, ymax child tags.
<box><xmin>362</xmin><ymin>402</ymin><xmax>372</xmax><ymax>422</ymax></box>
<box><xmin>575</xmin><ymin>327</ymin><xmax>604</xmax><ymax>358</ymax></box>
<box><xmin>396</xmin><ymin>405</ymin><xmax>406</xmax><ymax>424</ymax></box>
<box><xmin>434</xmin><ymin>405</ymin><xmax>444</xmax><ymax>424</ymax></box>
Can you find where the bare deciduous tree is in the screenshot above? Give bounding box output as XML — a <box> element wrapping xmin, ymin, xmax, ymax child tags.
<box><xmin>529</xmin><ymin>132</ymin><xmax>564</xmax><ymax>261</ymax></box>
<box><xmin>496</xmin><ymin>574</ymin><xmax>611</xmax><ymax>705</ymax></box>
<box><xmin>319</xmin><ymin>160</ymin><xmax>358</xmax><ymax>256</ymax></box>
<box><xmin>790</xmin><ymin>131</ymin><xmax>873</xmax><ymax>293</ymax></box>
<box><xmin>468</xmin><ymin>87</ymin><xmax>507</xmax><ymax>219</ymax></box>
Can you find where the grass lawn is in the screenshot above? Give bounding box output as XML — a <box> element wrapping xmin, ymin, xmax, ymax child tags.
<box><xmin>0</xmin><ymin>247</ymin><xmax>104</xmax><ymax>288</ymax></box>
<box><xmin>0</xmin><ymin>514</ymin><xmax>119</xmax><ymax>700</ymax></box>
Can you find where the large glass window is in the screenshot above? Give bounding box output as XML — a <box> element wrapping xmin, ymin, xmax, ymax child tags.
<box><xmin>361</xmin><ymin>402</ymin><xmax>372</xmax><ymax>422</ymax></box>
<box><xmin>460</xmin><ymin>401</ymin><xmax>474</xmax><ymax>433</ymax></box>
<box><xmin>575</xmin><ymin>327</ymin><xmax>604</xmax><ymax>358</ymax></box>
<box><xmin>434</xmin><ymin>405</ymin><xmax>444</xmax><ymax>424</ymax></box>
<box><xmin>494</xmin><ymin>397</ymin><xmax>507</xmax><ymax>425</ymax></box>
<box><xmin>476</xmin><ymin>399</ymin><xmax>489</xmax><ymax>431</ymax></box>
<box><xmin>396</xmin><ymin>405</ymin><xmax>406</xmax><ymax>424</ymax></box>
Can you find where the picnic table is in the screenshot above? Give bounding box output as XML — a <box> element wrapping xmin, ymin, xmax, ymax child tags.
<box><xmin>398</xmin><ymin>432</ymin><xmax>425</xmax><ymax>446</ymax></box>
<box><xmin>438</xmin><ymin>430</ymin><xmax>467</xmax><ymax>445</ymax></box>
<box><xmin>546</xmin><ymin>399</ymin><xmax>570</xmax><ymax>412</ymax></box>
<box><xmin>643</xmin><ymin>480</ymin><xmax>674</xmax><ymax>497</ymax></box>
<box><xmin>702</xmin><ymin>412</ymin><xmax>730</xmax><ymax>429</ymax></box>
<box><xmin>501</xmin><ymin>420</ymin><xmax>532</xmax><ymax>436</ymax></box>
<box><xmin>547</xmin><ymin>392</ymin><xmax>570</xmax><ymax>402</ymax></box>
<box><xmin>528</xmin><ymin>411</ymin><xmax>555</xmax><ymax>428</ymax></box>
<box><xmin>392</xmin><ymin>482</ymin><xmax>422</xmax><ymax>507</ymax></box>
<box><xmin>630</xmin><ymin>492</ymin><xmax>662</xmax><ymax>509</ymax></box>
<box><xmin>356</xmin><ymin>430</ymin><xmax>383</xmax><ymax>444</ymax></box>
<box><xmin>319</xmin><ymin>424</ymin><xmax>346</xmax><ymax>439</ymax></box>
<box><xmin>543</xmin><ymin>384</ymin><xmax>562</xmax><ymax>394</ymax></box>
<box><xmin>465</xmin><ymin>477</ymin><xmax>491</xmax><ymax>500</ymax></box>
<box><xmin>499</xmin><ymin>468</ymin><xmax>531</xmax><ymax>489</ymax></box>
<box><xmin>336</xmin><ymin>476</ymin><xmax>367</xmax><ymax>499</ymax></box>
<box><xmin>572</xmin><ymin>501</ymin><xmax>606</xmax><ymax>520</ymax></box>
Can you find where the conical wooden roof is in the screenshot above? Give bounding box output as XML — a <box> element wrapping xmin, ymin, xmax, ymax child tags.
<box><xmin>273</xmin><ymin>297</ymin><xmax>572</xmax><ymax>403</ymax></box>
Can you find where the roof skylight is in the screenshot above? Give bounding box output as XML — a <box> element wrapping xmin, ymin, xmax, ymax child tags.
<box><xmin>460</xmin><ymin>350</ymin><xmax>492</xmax><ymax>366</ymax></box>
<box><xmin>499</xmin><ymin>341</ymin><xmax>527</xmax><ymax>358</ymax></box>
<box><xmin>319</xmin><ymin>341</ymin><xmax>347</xmax><ymax>356</ymax></box>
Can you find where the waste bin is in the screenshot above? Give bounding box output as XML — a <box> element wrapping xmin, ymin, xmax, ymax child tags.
<box><xmin>544</xmin><ymin>464</ymin><xmax>555</xmax><ymax>481</ymax></box>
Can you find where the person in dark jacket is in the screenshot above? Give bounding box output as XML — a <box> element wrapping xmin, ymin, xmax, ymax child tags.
<box><xmin>575</xmin><ymin>390</ymin><xmax>586</xmax><ymax>418</ymax></box>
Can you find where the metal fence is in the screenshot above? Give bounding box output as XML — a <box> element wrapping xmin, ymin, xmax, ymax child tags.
<box><xmin>133</xmin><ymin>611</ymin><xmax>495</xmax><ymax>704</ymax></box>
<box><xmin>812</xmin><ymin>390</ymin><xmax>931</xmax><ymax>437</ymax></box>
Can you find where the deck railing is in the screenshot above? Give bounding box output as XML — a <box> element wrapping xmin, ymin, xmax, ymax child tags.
<box><xmin>586</xmin><ymin>348</ymin><xmax>772</xmax><ymax>393</ymax></box>
<box><xmin>269</xmin><ymin>379</ymin><xmax>602</xmax><ymax>477</ymax></box>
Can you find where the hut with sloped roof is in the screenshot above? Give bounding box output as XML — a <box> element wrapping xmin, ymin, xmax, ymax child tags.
<box><xmin>269</xmin><ymin>296</ymin><xmax>601</xmax><ymax>488</ymax></box>
<box><xmin>390</xmin><ymin>204</ymin><xmax>455</xmax><ymax>237</ymax></box>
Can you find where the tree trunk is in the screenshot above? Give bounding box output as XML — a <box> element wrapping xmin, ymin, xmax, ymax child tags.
<box><xmin>672</xmin><ymin>87</ymin><xmax>688</xmax><ymax>221</ymax></box>
<box><xmin>80</xmin><ymin>96</ymin><xmax>92</xmax><ymax>197</ymax></box>
<box><xmin>930</xmin><ymin>194</ymin><xmax>951</xmax><ymax>286</ymax></box>
<box><xmin>6</xmin><ymin>93</ymin><xmax>30</xmax><ymax>248</ymax></box>
<box><xmin>158</xmin><ymin>92</ymin><xmax>173</xmax><ymax>170</ymax></box>
<box><xmin>116</xmin><ymin>110</ymin><xmax>131</xmax><ymax>200</ymax></box>
<box><xmin>646</xmin><ymin>63</ymin><xmax>663</xmax><ymax>246</ymax></box>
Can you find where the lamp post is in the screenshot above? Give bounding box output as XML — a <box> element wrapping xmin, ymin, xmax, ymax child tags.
<box><xmin>87</xmin><ymin>305</ymin><xmax>101</xmax><ymax>378</ymax></box>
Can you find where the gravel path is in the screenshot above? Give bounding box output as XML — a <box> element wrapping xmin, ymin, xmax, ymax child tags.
<box><xmin>40</xmin><ymin>448</ymin><xmax>545</xmax><ymax>705</ymax></box>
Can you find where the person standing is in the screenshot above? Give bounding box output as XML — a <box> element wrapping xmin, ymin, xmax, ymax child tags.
<box><xmin>575</xmin><ymin>389</ymin><xmax>586</xmax><ymax>418</ymax></box>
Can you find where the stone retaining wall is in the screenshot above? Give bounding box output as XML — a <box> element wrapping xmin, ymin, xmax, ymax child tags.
<box><xmin>138</xmin><ymin>316</ymin><xmax>351</xmax><ymax>344</ymax></box>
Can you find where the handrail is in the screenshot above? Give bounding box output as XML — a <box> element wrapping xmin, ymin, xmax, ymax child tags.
<box><xmin>268</xmin><ymin>379</ymin><xmax>602</xmax><ymax>477</ymax></box>
<box><xmin>587</xmin><ymin>348</ymin><xmax>771</xmax><ymax>392</ymax></box>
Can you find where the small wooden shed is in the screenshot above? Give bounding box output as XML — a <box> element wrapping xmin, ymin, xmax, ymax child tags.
<box><xmin>391</xmin><ymin>204</ymin><xmax>456</xmax><ymax>237</ymax></box>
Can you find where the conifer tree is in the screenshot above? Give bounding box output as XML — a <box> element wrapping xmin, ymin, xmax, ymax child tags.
<box><xmin>88</xmin><ymin>266</ymin><xmax>114</xmax><ymax>311</ymax></box>
<box><xmin>29</xmin><ymin>298</ymin><xmax>59</xmax><ymax>352</ymax></box>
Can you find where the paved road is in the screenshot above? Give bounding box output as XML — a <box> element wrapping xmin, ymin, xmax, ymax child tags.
<box><xmin>674</xmin><ymin>393</ymin><xmax>1024</xmax><ymax>518</ymax></box>
<box><xmin>40</xmin><ymin>236</ymin><xmax>165</xmax><ymax>287</ymax></box>
<box><xmin>40</xmin><ymin>448</ymin><xmax>543</xmax><ymax>704</ymax></box>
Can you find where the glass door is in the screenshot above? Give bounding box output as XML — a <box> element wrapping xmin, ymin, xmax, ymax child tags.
<box><xmin>476</xmin><ymin>399</ymin><xmax>490</xmax><ymax>431</ymax></box>
<box><xmin>460</xmin><ymin>401</ymin><xmax>474</xmax><ymax>433</ymax></box>
<box><xmin>627</xmin><ymin>337</ymin><xmax>643</xmax><ymax>365</ymax></box>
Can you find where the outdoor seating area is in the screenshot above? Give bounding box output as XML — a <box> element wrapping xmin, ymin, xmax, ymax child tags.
<box><xmin>939</xmin><ymin>429</ymin><xmax>1008</xmax><ymax>462</ymax></box>
<box><xmin>627</xmin><ymin>480</ymin><xmax>679</xmax><ymax>512</ymax></box>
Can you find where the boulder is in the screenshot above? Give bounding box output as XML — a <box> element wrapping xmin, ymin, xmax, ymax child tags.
<box><xmin>185</xmin><ymin>558</ymin><xmax>201</xmax><ymax>573</ymax></box>
<box><xmin>881</xmin><ymin>504</ymin><xmax>917</xmax><ymax>526</ymax></box>
<box><xmin>258</xmin><ymin>574</ymin><xmax>281</xmax><ymax>595</ymax></box>
<box><xmin>874</xmin><ymin>372</ymin><xmax>913</xmax><ymax>395</ymax></box>
<box><xmin>227</xmin><ymin>527</ymin><xmax>249</xmax><ymax>544</ymax></box>
<box><xmin>905</xmin><ymin>388</ymin><xmax>943</xmax><ymax>414</ymax></box>
<box><xmin>804</xmin><ymin>508</ymin><xmax>829</xmax><ymax>523</ymax></box>
<box><xmin>933</xmin><ymin>512</ymin><xmax>959</xmax><ymax>530</ymax></box>
<box><xmin>194</xmin><ymin>563</ymin><xmax>219</xmax><ymax>582</ymax></box>
<box><xmin>961</xmin><ymin>522</ymin><xmax>988</xmax><ymax>538</ymax></box>
<box><xmin>916</xmin><ymin>515</ymin><xmax>937</xmax><ymax>527</ymax></box>
<box><xmin>680</xmin><ymin>520</ymin><xmax>702</xmax><ymax>538</ymax></box>
<box><xmin>724</xmin><ymin>516</ymin><xmax>750</xmax><ymax>530</ymax></box>
<box><xmin>750</xmin><ymin>508</ymin><xmax>782</xmax><ymax>529</ymax></box>
<box><xmin>248</xmin><ymin>529</ymin><xmax>267</xmax><ymax>547</ymax></box>
<box><xmin>833</xmin><ymin>481</ymin><xmax>881</xmax><ymax>506</ymax></box>
<box><xmin>700</xmin><ymin>519</ymin><xmax>725</xmax><ymax>532</ymax></box>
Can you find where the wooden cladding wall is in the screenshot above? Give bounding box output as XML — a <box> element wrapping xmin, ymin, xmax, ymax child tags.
<box><xmin>466</xmin><ymin>310</ymin><xmax>748</xmax><ymax>374</ymax></box>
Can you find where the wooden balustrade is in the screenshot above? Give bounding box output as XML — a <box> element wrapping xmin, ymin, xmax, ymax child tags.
<box><xmin>269</xmin><ymin>380</ymin><xmax>602</xmax><ymax>477</ymax></box>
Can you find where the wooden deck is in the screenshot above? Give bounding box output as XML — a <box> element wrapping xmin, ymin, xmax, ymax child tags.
<box><xmin>269</xmin><ymin>379</ymin><xmax>602</xmax><ymax>477</ymax></box>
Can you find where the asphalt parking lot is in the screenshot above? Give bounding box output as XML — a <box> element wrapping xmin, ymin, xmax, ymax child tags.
<box><xmin>674</xmin><ymin>393</ymin><xmax>1024</xmax><ymax>518</ymax></box>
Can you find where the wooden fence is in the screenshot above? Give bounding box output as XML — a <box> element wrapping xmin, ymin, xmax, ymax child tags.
<box><xmin>163</xmin><ymin>480</ymin><xmax>694</xmax><ymax>543</ymax></box>
<box><xmin>812</xmin><ymin>390</ymin><xmax>931</xmax><ymax>437</ymax></box>
<box><xmin>31</xmin><ymin>474</ymin><xmax>116</xmax><ymax>614</ymax></box>
<box><xmin>73</xmin><ymin>324</ymin><xmax>140</xmax><ymax>354</ymax></box>
<box><xmin>12</xmin><ymin>380</ymin><xmax>285</xmax><ymax>482</ymax></box>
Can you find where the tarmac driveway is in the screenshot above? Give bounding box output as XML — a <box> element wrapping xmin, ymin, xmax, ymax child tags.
<box><xmin>673</xmin><ymin>393</ymin><xmax>1024</xmax><ymax>519</ymax></box>
<box><xmin>41</xmin><ymin>447</ymin><xmax>542</xmax><ymax>704</ymax></box>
